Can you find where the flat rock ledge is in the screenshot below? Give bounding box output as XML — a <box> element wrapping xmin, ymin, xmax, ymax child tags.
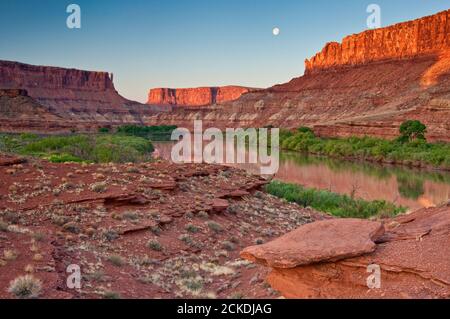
<box><xmin>241</xmin><ymin>206</ymin><xmax>450</xmax><ymax>299</ymax></box>
<box><xmin>241</xmin><ymin>219</ymin><xmax>385</xmax><ymax>269</ymax></box>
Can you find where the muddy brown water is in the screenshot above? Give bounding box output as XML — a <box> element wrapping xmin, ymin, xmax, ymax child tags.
<box><xmin>154</xmin><ymin>142</ymin><xmax>450</xmax><ymax>212</ymax></box>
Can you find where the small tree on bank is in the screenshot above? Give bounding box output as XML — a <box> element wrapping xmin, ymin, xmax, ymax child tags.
<box><xmin>398</xmin><ymin>120</ymin><xmax>427</xmax><ymax>143</ymax></box>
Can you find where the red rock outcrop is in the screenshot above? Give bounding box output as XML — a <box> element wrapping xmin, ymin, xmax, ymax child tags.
<box><xmin>305</xmin><ymin>10</ymin><xmax>450</xmax><ymax>74</ymax></box>
<box><xmin>0</xmin><ymin>59</ymin><xmax>154</xmax><ymax>115</ymax></box>
<box><xmin>147</xmin><ymin>86</ymin><xmax>254</xmax><ymax>107</ymax></box>
<box><xmin>241</xmin><ymin>219</ymin><xmax>385</xmax><ymax>269</ymax></box>
<box><xmin>147</xmin><ymin>10</ymin><xmax>450</xmax><ymax>142</ymax></box>
<box><xmin>0</xmin><ymin>60</ymin><xmax>174</xmax><ymax>133</ymax></box>
<box><xmin>241</xmin><ymin>205</ymin><xmax>450</xmax><ymax>299</ymax></box>
<box><xmin>0</xmin><ymin>154</ymin><xmax>326</xmax><ymax>299</ymax></box>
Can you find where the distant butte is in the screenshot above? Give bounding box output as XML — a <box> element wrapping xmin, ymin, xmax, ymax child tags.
<box><xmin>147</xmin><ymin>86</ymin><xmax>258</xmax><ymax>107</ymax></box>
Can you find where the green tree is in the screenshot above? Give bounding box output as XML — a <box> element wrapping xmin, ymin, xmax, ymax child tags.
<box><xmin>398</xmin><ymin>120</ymin><xmax>427</xmax><ymax>143</ymax></box>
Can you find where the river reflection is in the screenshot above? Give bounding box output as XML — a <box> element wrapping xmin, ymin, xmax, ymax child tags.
<box><xmin>154</xmin><ymin>142</ymin><xmax>450</xmax><ymax>211</ymax></box>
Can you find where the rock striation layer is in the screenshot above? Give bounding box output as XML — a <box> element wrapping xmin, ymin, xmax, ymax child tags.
<box><xmin>0</xmin><ymin>60</ymin><xmax>171</xmax><ymax>133</ymax></box>
<box><xmin>147</xmin><ymin>86</ymin><xmax>255</xmax><ymax>107</ymax></box>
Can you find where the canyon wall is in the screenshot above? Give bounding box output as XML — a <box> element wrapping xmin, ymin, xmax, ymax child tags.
<box><xmin>147</xmin><ymin>86</ymin><xmax>254</xmax><ymax>107</ymax></box>
<box><xmin>0</xmin><ymin>60</ymin><xmax>163</xmax><ymax>132</ymax></box>
<box><xmin>305</xmin><ymin>9</ymin><xmax>450</xmax><ymax>74</ymax></box>
<box><xmin>146</xmin><ymin>10</ymin><xmax>450</xmax><ymax>142</ymax></box>
<box><xmin>0</xmin><ymin>60</ymin><xmax>148</xmax><ymax>114</ymax></box>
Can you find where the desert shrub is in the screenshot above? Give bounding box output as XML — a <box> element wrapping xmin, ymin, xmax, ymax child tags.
<box><xmin>116</xmin><ymin>125</ymin><xmax>177</xmax><ymax>141</ymax></box>
<box><xmin>147</xmin><ymin>239</ymin><xmax>163</xmax><ymax>251</ymax></box>
<box><xmin>0</xmin><ymin>220</ymin><xmax>8</xmax><ymax>232</ymax></box>
<box><xmin>185</xmin><ymin>223</ymin><xmax>200</xmax><ymax>233</ymax></box>
<box><xmin>103</xmin><ymin>291</ymin><xmax>121</xmax><ymax>299</ymax></box>
<box><xmin>297</xmin><ymin>127</ymin><xmax>315</xmax><ymax>135</ymax></box>
<box><xmin>207</xmin><ymin>221</ymin><xmax>223</xmax><ymax>233</ymax></box>
<box><xmin>107</xmin><ymin>254</ymin><xmax>125</xmax><ymax>267</ymax></box>
<box><xmin>98</xmin><ymin>127</ymin><xmax>110</xmax><ymax>134</ymax></box>
<box><xmin>8</xmin><ymin>275</ymin><xmax>42</xmax><ymax>299</ymax></box>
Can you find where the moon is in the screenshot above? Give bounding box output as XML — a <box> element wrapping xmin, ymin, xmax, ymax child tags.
<box><xmin>272</xmin><ymin>27</ymin><xmax>280</xmax><ymax>36</ymax></box>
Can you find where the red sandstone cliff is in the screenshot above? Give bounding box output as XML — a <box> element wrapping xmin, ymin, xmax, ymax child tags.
<box><xmin>147</xmin><ymin>86</ymin><xmax>255</xmax><ymax>107</ymax></box>
<box><xmin>147</xmin><ymin>10</ymin><xmax>450</xmax><ymax>142</ymax></box>
<box><xmin>0</xmin><ymin>60</ymin><xmax>147</xmax><ymax>114</ymax></box>
<box><xmin>304</xmin><ymin>9</ymin><xmax>450</xmax><ymax>74</ymax></box>
<box><xmin>0</xmin><ymin>60</ymin><xmax>165</xmax><ymax>133</ymax></box>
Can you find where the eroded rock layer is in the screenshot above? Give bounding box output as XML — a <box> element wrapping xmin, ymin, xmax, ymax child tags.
<box><xmin>0</xmin><ymin>60</ymin><xmax>172</xmax><ymax>132</ymax></box>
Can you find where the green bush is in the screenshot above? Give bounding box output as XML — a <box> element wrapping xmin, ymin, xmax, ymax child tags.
<box><xmin>116</xmin><ymin>125</ymin><xmax>177</xmax><ymax>141</ymax></box>
<box><xmin>98</xmin><ymin>127</ymin><xmax>110</xmax><ymax>134</ymax></box>
<box><xmin>398</xmin><ymin>120</ymin><xmax>427</xmax><ymax>143</ymax></box>
<box><xmin>10</xmin><ymin>134</ymin><xmax>154</xmax><ymax>163</ymax></box>
<box><xmin>279</xmin><ymin>126</ymin><xmax>450</xmax><ymax>169</ymax></box>
<box><xmin>266</xmin><ymin>181</ymin><xmax>406</xmax><ymax>219</ymax></box>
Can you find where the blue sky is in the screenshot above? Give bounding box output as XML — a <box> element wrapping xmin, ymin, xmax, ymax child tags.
<box><xmin>0</xmin><ymin>0</ymin><xmax>449</xmax><ymax>102</ymax></box>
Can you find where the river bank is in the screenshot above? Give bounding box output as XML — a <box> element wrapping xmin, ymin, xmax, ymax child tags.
<box><xmin>280</xmin><ymin>129</ymin><xmax>450</xmax><ymax>171</ymax></box>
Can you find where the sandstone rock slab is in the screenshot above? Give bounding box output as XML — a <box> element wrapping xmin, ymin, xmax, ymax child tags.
<box><xmin>241</xmin><ymin>219</ymin><xmax>385</xmax><ymax>268</ymax></box>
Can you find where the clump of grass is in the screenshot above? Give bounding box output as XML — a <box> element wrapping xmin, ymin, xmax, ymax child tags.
<box><xmin>90</xmin><ymin>182</ymin><xmax>107</xmax><ymax>193</ymax></box>
<box><xmin>147</xmin><ymin>239</ymin><xmax>163</xmax><ymax>251</ymax></box>
<box><xmin>266</xmin><ymin>181</ymin><xmax>406</xmax><ymax>219</ymax></box>
<box><xmin>197</xmin><ymin>211</ymin><xmax>209</xmax><ymax>219</ymax></box>
<box><xmin>107</xmin><ymin>254</ymin><xmax>125</xmax><ymax>267</ymax></box>
<box><xmin>8</xmin><ymin>275</ymin><xmax>42</xmax><ymax>299</ymax></box>
<box><xmin>230</xmin><ymin>292</ymin><xmax>245</xmax><ymax>299</ymax></box>
<box><xmin>4</xmin><ymin>249</ymin><xmax>18</xmax><ymax>261</ymax></box>
<box><xmin>207</xmin><ymin>221</ymin><xmax>223</xmax><ymax>233</ymax></box>
<box><xmin>62</xmin><ymin>222</ymin><xmax>80</xmax><ymax>234</ymax></box>
<box><xmin>255</xmin><ymin>238</ymin><xmax>264</xmax><ymax>245</ymax></box>
<box><xmin>221</xmin><ymin>241</ymin><xmax>236</xmax><ymax>251</ymax></box>
<box><xmin>0</xmin><ymin>220</ymin><xmax>8</xmax><ymax>232</ymax></box>
<box><xmin>32</xmin><ymin>232</ymin><xmax>45</xmax><ymax>242</ymax></box>
<box><xmin>179</xmin><ymin>234</ymin><xmax>193</xmax><ymax>245</ymax></box>
<box><xmin>103</xmin><ymin>229</ymin><xmax>119</xmax><ymax>241</ymax></box>
<box><xmin>103</xmin><ymin>291</ymin><xmax>121</xmax><ymax>299</ymax></box>
<box><xmin>122</xmin><ymin>211</ymin><xmax>139</xmax><ymax>221</ymax></box>
<box><xmin>85</xmin><ymin>271</ymin><xmax>106</xmax><ymax>282</ymax></box>
<box><xmin>185</xmin><ymin>223</ymin><xmax>200</xmax><ymax>233</ymax></box>
<box><xmin>150</xmin><ymin>225</ymin><xmax>161</xmax><ymax>235</ymax></box>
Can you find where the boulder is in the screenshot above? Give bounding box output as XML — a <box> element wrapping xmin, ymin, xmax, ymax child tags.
<box><xmin>241</xmin><ymin>219</ymin><xmax>385</xmax><ymax>268</ymax></box>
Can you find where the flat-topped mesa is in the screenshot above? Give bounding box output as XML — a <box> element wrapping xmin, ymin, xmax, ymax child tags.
<box><xmin>305</xmin><ymin>9</ymin><xmax>450</xmax><ymax>74</ymax></box>
<box><xmin>0</xmin><ymin>60</ymin><xmax>146</xmax><ymax>116</ymax></box>
<box><xmin>147</xmin><ymin>86</ymin><xmax>255</xmax><ymax>107</ymax></box>
<box><xmin>0</xmin><ymin>60</ymin><xmax>115</xmax><ymax>93</ymax></box>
